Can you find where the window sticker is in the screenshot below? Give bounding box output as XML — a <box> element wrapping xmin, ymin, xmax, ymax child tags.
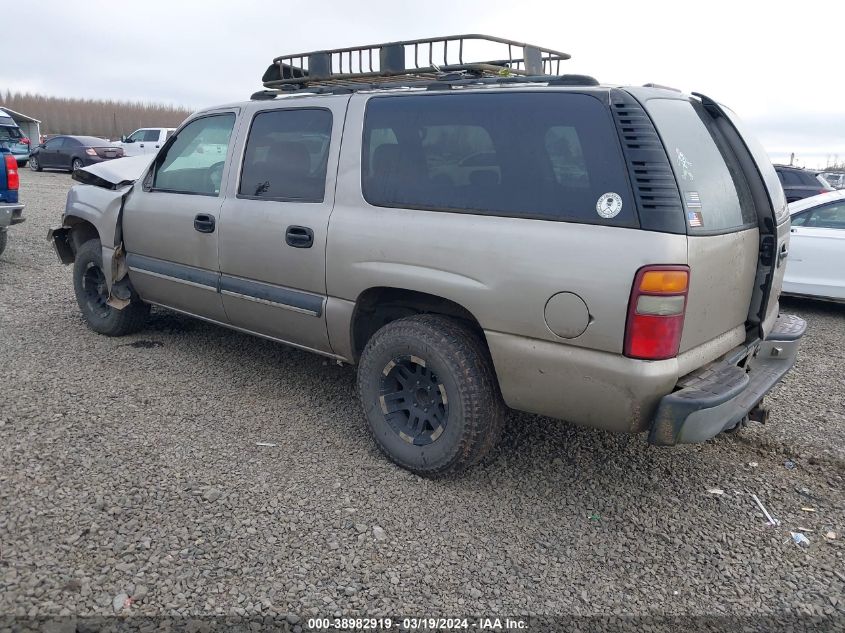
<box><xmin>596</xmin><ymin>192</ymin><xmax>623</xmax><ymax>218</ymax></box>
<box><xmin>676</xmin><ymin>148</ymin><xmax>694</xmax><ymax>181</ymax></box>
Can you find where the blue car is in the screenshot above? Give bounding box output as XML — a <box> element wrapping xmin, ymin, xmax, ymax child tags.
<box><xmin>0</xmin><ymin>146</ymin><xmax>25</xmax><ymax>256</ymax></box>
<box><xmin>0</xmin><ymin>111</ymin><xmax>30</xmax><ymax>166</ymax></box>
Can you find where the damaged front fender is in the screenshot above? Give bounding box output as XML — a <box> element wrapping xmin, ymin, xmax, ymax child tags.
<box><xmin>47</xmin><ymin>156</ymin><xmax>154</xmax><ymax>305</ymax></box>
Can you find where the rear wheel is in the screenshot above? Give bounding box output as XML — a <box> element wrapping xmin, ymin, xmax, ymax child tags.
<box><xmin>29</xmin><ymin>156</ymin><xmax>41</xmax><ymax>171</ymax></box>
<box><xmin>17</xmin><ymin>160</ymin><xmax>27</xmax><ymax>168</ymax></box>
<box><xmin>357</xmin><ymin>314</ymin><xmax>505</xmax><ymax>477</ymax></box>
<box><xmin>73</xmin><ymin>239</ymin><xmax>149</xmax><ymax>336</ymax></box>
<box><xmin>71</xmin><ymin>158</ymin><xmax>84</xmax><ymax>172</ymax></box>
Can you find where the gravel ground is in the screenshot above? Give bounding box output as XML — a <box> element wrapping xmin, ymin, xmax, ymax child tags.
<box><xmin>1</xmin><ymin>169</ymin><xmax>843</xmax><ymax>629</ymax></box>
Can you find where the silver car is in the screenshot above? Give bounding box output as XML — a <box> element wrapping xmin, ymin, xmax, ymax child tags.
<box><xmin>48</xmin><ymin>36</ymin><xmax>805</xmax><ymax>476</ymax></box>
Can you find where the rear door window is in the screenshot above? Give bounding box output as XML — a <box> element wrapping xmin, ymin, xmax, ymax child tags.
<box><xmin>646</xmin><ymin>98</ymin><xmax>754</xmax><ymax>234</ymax></box>
<box><xmin>239</xmin><ymin>108</ymin><xmax>332</xmax><ymax>202</ymax></box>
<box><xmin>362</xmin><ymin>92</ymin><xmax>636</xmax><ymax>226</ymax></box>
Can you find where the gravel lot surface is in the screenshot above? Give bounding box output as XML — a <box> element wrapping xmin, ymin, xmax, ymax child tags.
<box><xmin>1</xmin><ymin>169</ymin><xmax>843</xmax><ymax>629</ymax></box>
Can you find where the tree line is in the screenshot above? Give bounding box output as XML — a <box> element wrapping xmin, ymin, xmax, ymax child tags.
<box><xmin>1</xmin><ymin>90</ymin><xmax>192</xmax><ymax>140</ymax></box>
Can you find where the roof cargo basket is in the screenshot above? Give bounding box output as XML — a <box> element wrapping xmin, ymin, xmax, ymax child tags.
<box><xmin>262</xmin><ymin>34</ymin><xmax>571</xmax><ymax>90</ymax></box>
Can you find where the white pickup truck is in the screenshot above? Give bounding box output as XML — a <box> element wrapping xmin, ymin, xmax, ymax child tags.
<box><xmin>116</xmin><ymin>128</ymin><xmax>175</xmax><ymax>157</ymax></box>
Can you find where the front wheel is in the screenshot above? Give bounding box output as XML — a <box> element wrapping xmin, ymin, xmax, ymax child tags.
<box><xmin>73</xmin><ymin>239</ymin><xmax>149</xmax><ymax>336</ymax></box>
<box><xmin>29</xmin><ymin>156</ymin><xmax>42</xmax><ymax>171</ymax></box>
<box><xmin>357</xmin><ymin>314</ymin><xmax>505</xmax><ymax>477</ymax></box>
<box><xmin>71</xmin><ymin>158</ymin><xmax>84</xmax><ymax>172</ymax></box>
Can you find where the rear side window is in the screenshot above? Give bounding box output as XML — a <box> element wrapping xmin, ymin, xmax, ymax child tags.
<box><xmin>647</xmin><ymin>99</ymin><xmax>755</xmax><ymax>233</ymax></box>
<box><xmin>362</xmin><ymin>92</ymin><xmax>636</xmax><ymax>226</ymax></box>
<box><xmin>142</xmin><ymin>129</ymin><xmax>160</xmax><ymax>142</ymax></box>
<box><xmin>239</xmin><ymin>108</ymin><xmax>332</xmax><ymax>202</ymax></box>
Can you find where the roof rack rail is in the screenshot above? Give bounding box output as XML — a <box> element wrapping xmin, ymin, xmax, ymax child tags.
<box><xmin>262</xmin><ymin>34</ymin><xmax>571</xmax><ymax>90</ymax></box>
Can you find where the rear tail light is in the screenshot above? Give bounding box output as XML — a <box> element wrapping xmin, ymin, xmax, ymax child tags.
<box><xmin>4</xmin><ymin>153</ymin><xmax>19</xmax><ymax>190</ymax></box>
<box><xmin>85</xmin><ymin>148</ymin><xmax>97</xmax><ymax>156</ymax></box>
<box><xmin>624</xmin><ymin>265</ymin><xmax>690</xmax><ymax>360</ymax></box>
<box><xmin>820</xmin><ymin>188</ymin><xmax>832</xmax><ymax>195</ymax></box>
<box><xmin>21</xmin><ymin>137</ymin><xmax>30</xmax><ymax>145</ymax></box>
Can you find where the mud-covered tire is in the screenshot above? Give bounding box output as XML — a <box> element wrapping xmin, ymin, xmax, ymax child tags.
<box><xmin>73</xmin><ymin>239</ymin><xmax>149</xmax><ymax>336</ymax></box>
<box><xmin>0</xmin><ymin>229</ymin><xmax>6</xmax><ymax>257</ymax></box>
<box><xmin>357</xmin><ymin>314</ymin><xmax>505</xmax><ymax>477</ymax></box>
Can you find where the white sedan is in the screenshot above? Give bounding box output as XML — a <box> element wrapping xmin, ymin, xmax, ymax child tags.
<box><xmin>783</xmin><ymin>190</ymin><xmax>845</xmax><ymax>301</ymax></box>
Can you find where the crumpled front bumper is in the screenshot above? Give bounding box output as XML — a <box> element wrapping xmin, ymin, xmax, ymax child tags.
<box><xmin>0</xmin><ymin>203</ymin><xmax>25</xmax><ymax>228</ymax></box>
<box><xmin>649</xmin><ymin>313</ymin><xmax>807</xmax><ymax>445</ymax></box>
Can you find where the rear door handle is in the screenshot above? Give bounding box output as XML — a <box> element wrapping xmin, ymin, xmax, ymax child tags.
<box><xmin>194</xmin><ymin>213</ymin><xmax>216</xmax><ymax>233</ymax></box>
<box><xmin>285</xmin><ymin>225</ymin><xmax>314</xmax><ymax>248</ymax></box>
<box><xmin>778</xmin><ymin>243</ymin><xmax>789</xmax><ymax>265</ymax></box>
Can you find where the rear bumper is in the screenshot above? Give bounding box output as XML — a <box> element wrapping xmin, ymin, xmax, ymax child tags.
<box><xmin>0</xmin><ymin>203</ymin><xmax>25</xmax><ymax>228</ymax></box>
<box><xmin>649</xmin><ymin>313</ymin><xmax>806</xmax><ymax>445</ymax></box>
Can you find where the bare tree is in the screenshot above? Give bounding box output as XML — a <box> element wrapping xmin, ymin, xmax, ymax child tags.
<box><xmin>0</xmin><ymin>90</ymin><xmax>191</xmax><ymax>139</ymax></box>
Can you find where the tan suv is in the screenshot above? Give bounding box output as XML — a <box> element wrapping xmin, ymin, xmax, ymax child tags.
<box><xmin>49</xmin><ymin>36</ymin><xmax>805</xmax><ymax>476</ymax></box>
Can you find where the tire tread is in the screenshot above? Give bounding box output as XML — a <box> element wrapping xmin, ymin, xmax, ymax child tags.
<box><xmin>357</xmin><ymin>314</ymin><xmax>505</xmax><ymax>476</ymax></box>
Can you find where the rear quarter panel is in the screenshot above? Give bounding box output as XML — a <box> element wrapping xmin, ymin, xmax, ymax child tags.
<box><xmin>327</xmin><ymin>93</ymin><xmax>688</xmax><ymax>359</ymax></box>
<box><xmin>681</xmin><ymin>228</ymin><xmax>758</xmax><ymax>354</ymax></box>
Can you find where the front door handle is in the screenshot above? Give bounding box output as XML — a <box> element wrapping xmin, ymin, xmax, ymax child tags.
<box><xmin>286</xmin><ymin>225</ymin><xmax>314</xmax><ymax>248</ymax></box>
<box><xmin>194</xmin><ymin>213</ymin><xmax>216</xmax><ymax>233</ymax></box>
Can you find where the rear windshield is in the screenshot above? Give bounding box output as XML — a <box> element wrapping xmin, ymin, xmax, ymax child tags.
<box><xmin>75</xmin><ymin>136</ymin><xmax>112</xmax><ymax>146</ymax></box>
<box><xmin>0</xmin><ymin>125</ymin><xmax>23</xmax><ymax>141</ymax></box>
<box><xmin>362</xmin><ymin>92</ymin><xmax>636</xmax><ymax>226</ymax></box>
<box><xmin>647</xmin><ymin>98</ymin><xmax>755</xmax><ymax>234</ymax></box>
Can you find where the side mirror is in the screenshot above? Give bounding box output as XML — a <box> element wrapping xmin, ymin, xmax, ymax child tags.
<box><xmin>38</xmin><ymin>143</ymin><xmax>46</xmax><ymax>149</ymax></box>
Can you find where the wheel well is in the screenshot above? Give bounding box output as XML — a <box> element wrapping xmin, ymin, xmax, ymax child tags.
<box><xmin>351</xmin><ymin>287</ymin><xmax>486</xmax><ymax>360</ymax></box>
<box><xmin>64</xmin><ymin>217</ymin><xmax>99</xmax><ymax>255</ymax></box>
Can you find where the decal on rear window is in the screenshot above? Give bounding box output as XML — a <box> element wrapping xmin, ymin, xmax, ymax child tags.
<box><xmin>688</xmin><ymin>210</ymin><xmax>704</xmax><ymax>227</ymax></box>
<box><xmin>676</xmin><ymin>148</ymin><xmax>694</xmax><ymax>181</ymax></box>
<box><xmin>596</xmin><ymin>192</ymin><xmax>623</xmax><ymax>218</ymax></box>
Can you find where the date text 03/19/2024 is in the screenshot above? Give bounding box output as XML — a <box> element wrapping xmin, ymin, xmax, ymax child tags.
<box><xmin>305</xmin><ymin>617</ymin><xmax>528</xmax><ymax>630</ymax></box>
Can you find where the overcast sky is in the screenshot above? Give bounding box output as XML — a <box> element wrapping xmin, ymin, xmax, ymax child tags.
<box><xmin>3</xmin><ymin>0</ymin><xmax>843</xmax><ymax>168</ymax></box>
